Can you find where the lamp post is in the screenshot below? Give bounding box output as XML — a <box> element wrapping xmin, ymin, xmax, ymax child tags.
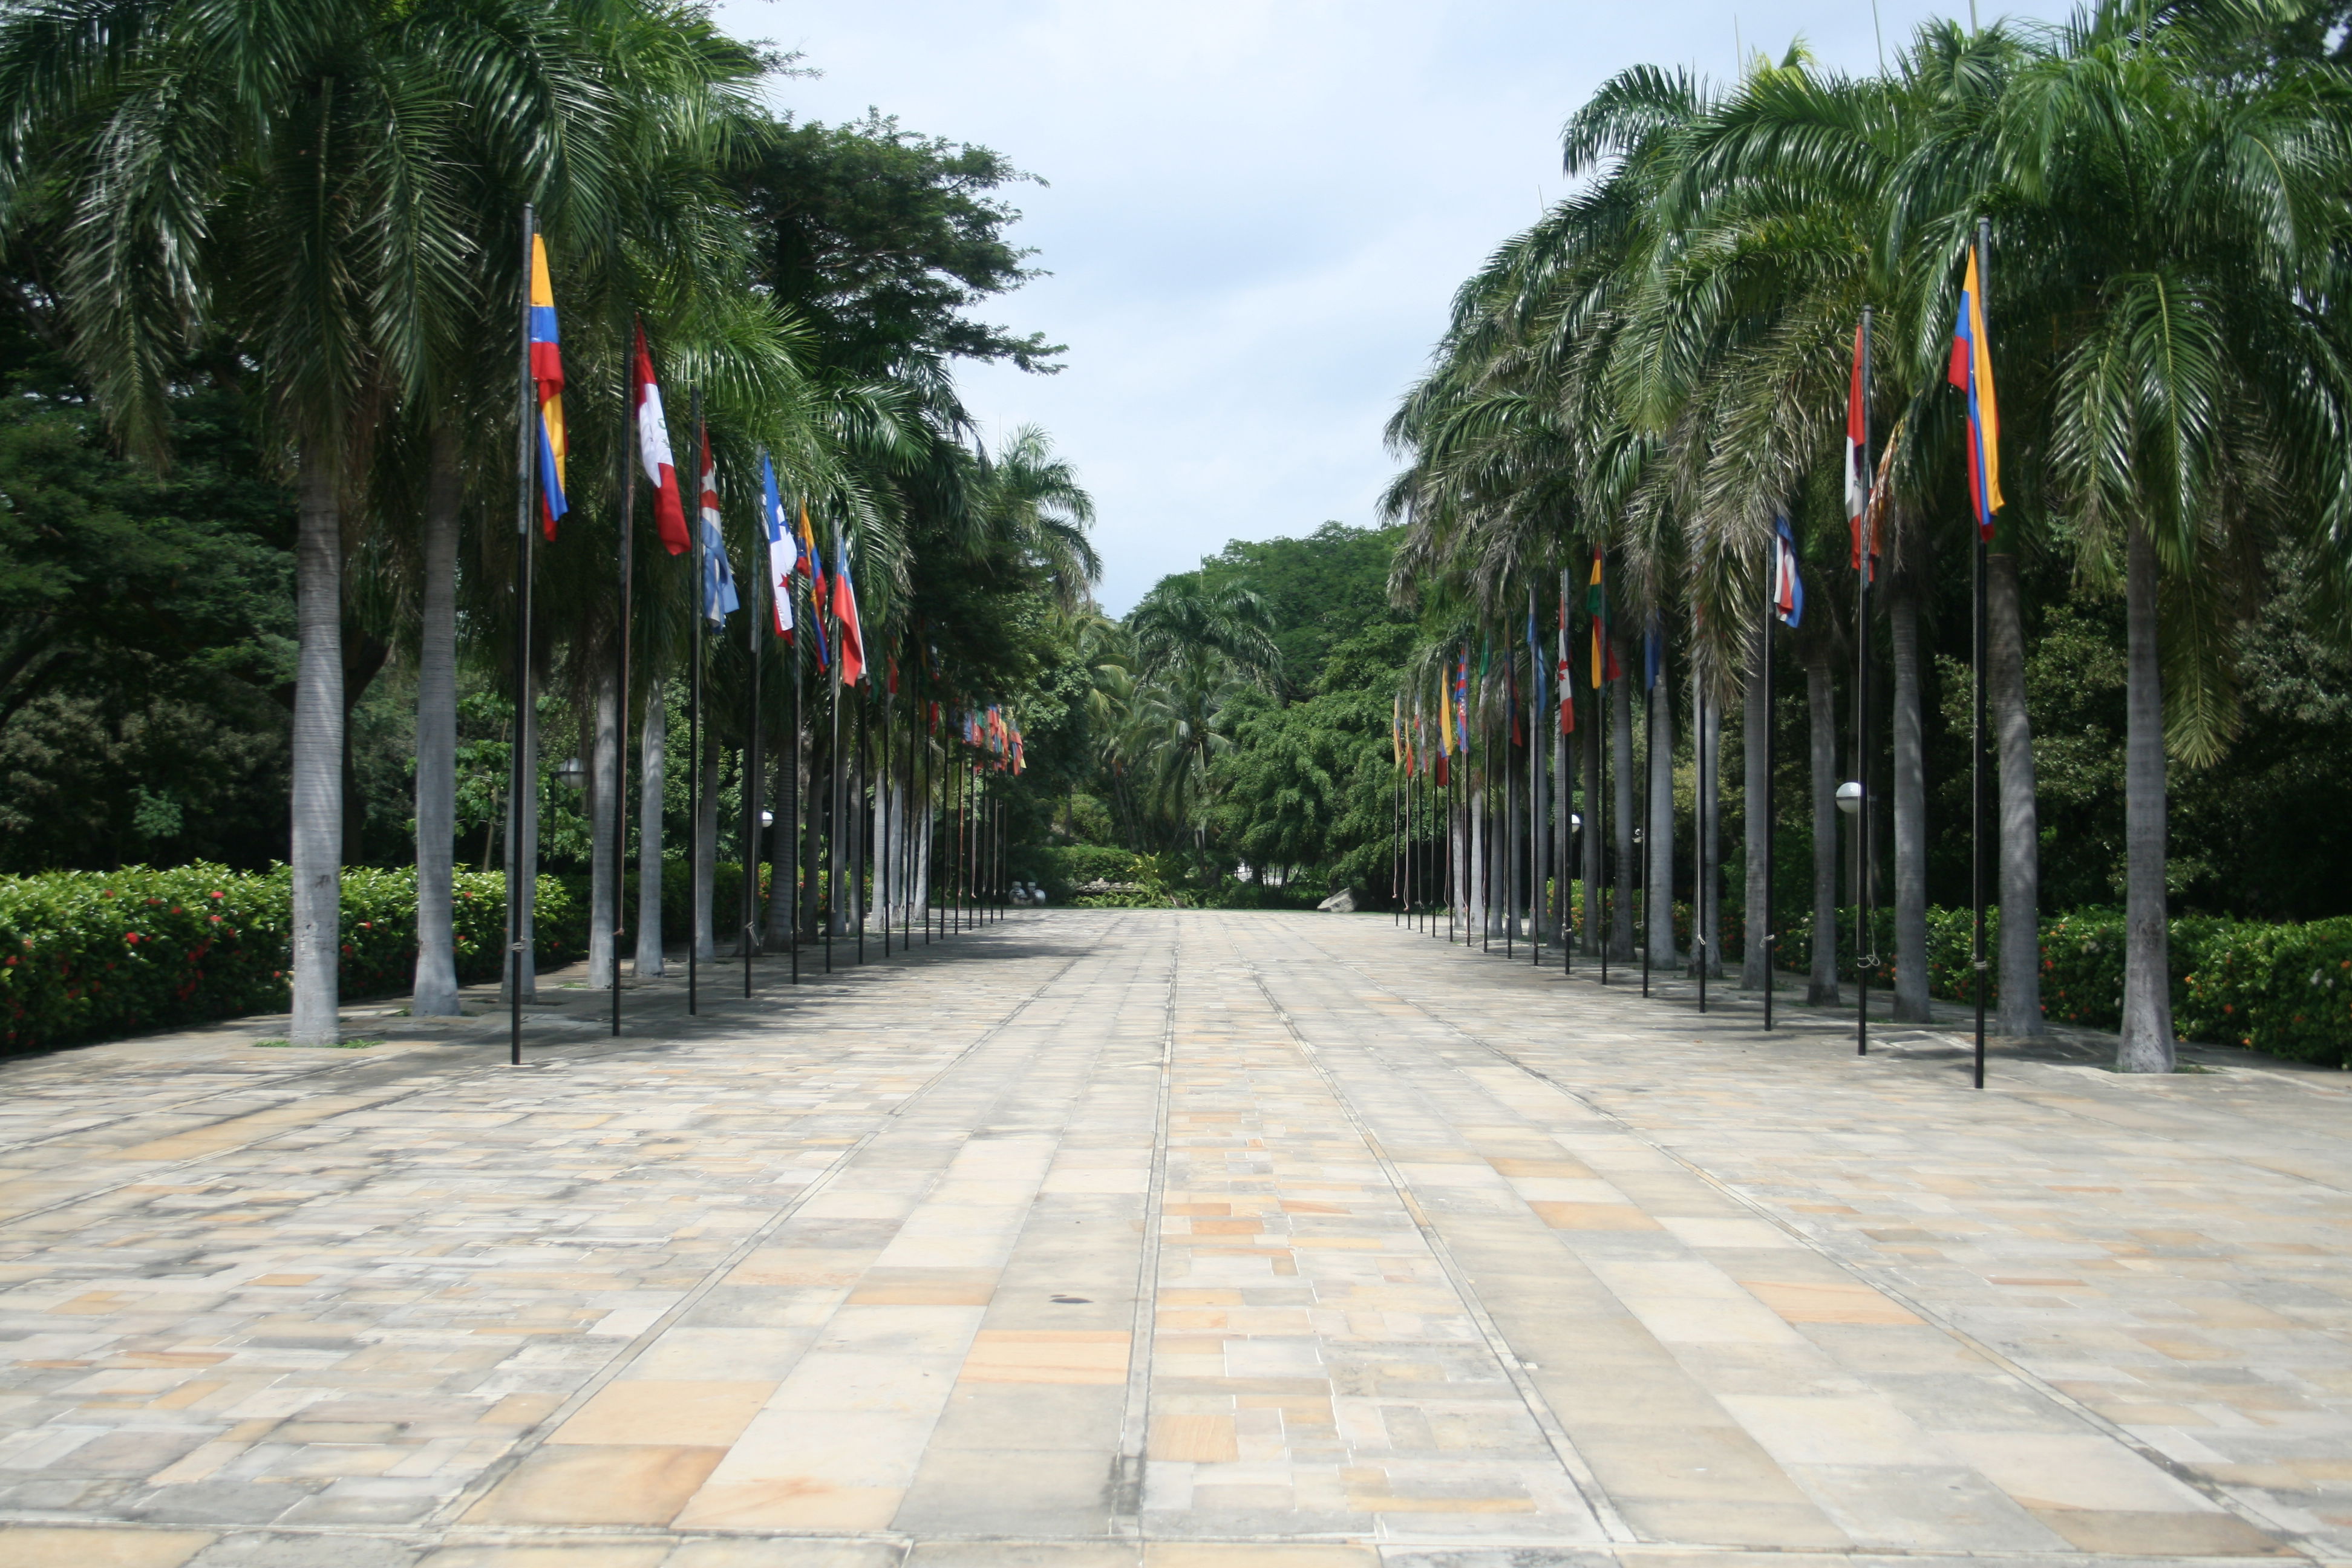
<box><xmin>557</xmin><ymin>757</ymin><xmax>587</xmax><ymax>791</ymax></box>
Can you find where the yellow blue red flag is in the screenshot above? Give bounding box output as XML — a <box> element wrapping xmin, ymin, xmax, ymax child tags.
<box><xmin>1948</xmin><ymin>249</ymin><xmax>2003</xmax><ymax>541</ymax></box>
<box><xmin>528</xmin><ymin>235</ymin><xmax>567</xmax><ymax>540</ymax></box>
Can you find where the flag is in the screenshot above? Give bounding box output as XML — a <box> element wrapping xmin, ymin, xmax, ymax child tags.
<box><xmin>888</xmin><ymin>657</ymin><xmax>900</xmax><ymax>697</ymax></box>
<box><xmin>1643</xmin><ymin>614</ymin><xmax>1663</xmax><ymax>692</ymax></box>
<box><xmin>759</xmin><ymin>453</ymin><xmax>794</xmax><ymax>639</ymax></box>
<box><xmin>1556</xmin><ymin>599</ymin><xmax>1575</xmax><ymax>734</ymax></box>
<box><xmin>632</xmin><ymin>324</ymin><xmax>687</xmax><ymax>555</ymax></box>
<box><xmin>1846</xmin><ymin>320</ymin><xmax>1873</xmax><ymax>573</ymax></box>
<box><xmin>1439</xmin><ymin>669</ymin><xmax>1455</xmax><ymax>757</ymax></box>
<box><xmin>796</xmin><ymin>502</ymin><xmax>823</xmax><ymax>596</ymax></box>
<box><xmin>1949</xmin><ymin>247</ymin><xmax>2004</xmax><ymax>541</ymax></box>
<box><xmin>1455</xmin><ymin>649</ymin><xmax>1472</xmax><ymax>755</ymax></box>
<box><xmin>528</xmin><ymin>235</ymin><xmax>567</xmax><ymax>540</ymax></box>
<box><xmin>1770</xmin><ymin>514</ymin><xmax>1805</xmax><ymax>627</ymax></box>
<box><xmin>1392</xmin><ymin>696</ymin><xmax>1403</xmax><ymax>767</ymax></box>
<box><xmin>831</xmin><ymin>532</ymin><xmax>866</xmax><ymax>685</ymax></box>
<box><xmin>698</xmin><ymin>429</ymin><xmax>737</xmax><ymax>625</ymax></box>
<box><xmin>1586</xmin><ymin>550</ymin><xmax>1622</xmax><ymax>687</ymax></box>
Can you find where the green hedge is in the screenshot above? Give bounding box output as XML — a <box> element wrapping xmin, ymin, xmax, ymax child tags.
<box><xmin>0</xmin><ymin>863</ymin><xmax>584</xmax><ymax>1054</ymax></box>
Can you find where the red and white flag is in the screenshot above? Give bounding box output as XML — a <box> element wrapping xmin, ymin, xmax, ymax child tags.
<box><xmin>633</xmin><ymin>324</ymin><xmax>689</xmax><ymax>556</ymax></box>
<box><xmin>1844</xmin><ymin>320</ymin><xmax>1874</xmax><ymax>578</ymax></box>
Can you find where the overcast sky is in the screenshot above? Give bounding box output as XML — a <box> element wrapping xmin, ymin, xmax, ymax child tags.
<box><xmin>714</xmin><ymin>0</ymin><xmax>2069</xmax><ymax>612</ymax></box>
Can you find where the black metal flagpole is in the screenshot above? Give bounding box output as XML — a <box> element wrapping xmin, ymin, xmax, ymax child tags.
<box><xmin>687</xmin><ymin>386</ymin><xmax>702</xmax><ymax>1016</ymax></box>
<box><xmin>612</xmin><ymin>319</ymin><xmax>635</xmax><ymax>1037</ymax></box>
<box><xmin>1973</xmin><ymin>218</ymin><xmax>1991</xmax><ymax>1089</ymax></box>
<box><xmin>743</xmin><ymin>491</ymin><xmax>762</xmax><ymax>1001</ymax></box>
<box><xmin>1857</xmin><ymin>303</ymin><xmax>1875</xmax><ymax>1057</ymax></box>
<box><xmin>1698</xmin><ymin>671</ymin><xmax>1709</xmax><ymax>1015</ymax></box>
<box><xmin>1763</xmin><ymin>603</ymin><xmax>1775</xmax><ymax>1031</ymax></box>
<box><xmin>790</xmin><ymin>562</ymin><xmax>802</xmax><ymax>987</ymax></box>
<box><xmin>509</xmin><ymin>203</ymin><xmax>535</xmax><ymax>1068</ymax></box>
<box><xmin>1641</xmin><ymin>672</ymin><xmax>1651</xmax><ymax>999</ymax></box>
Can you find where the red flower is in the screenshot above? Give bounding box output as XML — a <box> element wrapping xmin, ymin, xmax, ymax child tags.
<box><xmin>125</xmin><ymin>932</ymin><xmax>142</xmax><ymax>944</ymax></box>
<box><xmin>209</xmin><ymin>915</ymin><xmax>221</xmax><ymax>924</ymax></box>
<box><xmin>341</xmin><ymin>944</ymin><xmax>353</xmax><ymax>956</ymax></box>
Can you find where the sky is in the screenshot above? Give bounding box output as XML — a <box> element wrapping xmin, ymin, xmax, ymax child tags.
<box><xmin>715</xmin><ymin>0</ymin><xmax>2070</xmax><ymax>613</ymax></box>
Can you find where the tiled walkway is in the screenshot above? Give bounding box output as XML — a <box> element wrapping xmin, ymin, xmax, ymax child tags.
<box><xmin>2</xmin><ymin>909</ymin><xmax>2348</xmax><ymax>1567</ymax></box>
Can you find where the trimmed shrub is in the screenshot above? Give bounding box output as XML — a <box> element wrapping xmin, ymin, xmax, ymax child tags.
<box><xmin>0</xmin><ymin>863</ymin><xmax>581</xmax><ymax>1054</ymax></box>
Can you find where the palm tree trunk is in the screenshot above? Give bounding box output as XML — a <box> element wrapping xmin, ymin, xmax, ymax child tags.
<box><xmin>2120</xmin><ymin>520</ymin><xmax>2174</xmax><ymax>1070</ymax></box>
<box><xmin>1807</xmin><ymin>654</ymin><xmax>1840</xmax><ymax>1006</ymax></box>
<box><xmin>1742</xmin><ymin>629</ymin><xmax>1769</xmax><ymax>989</ymax></box>
<box><xmin>587</xmin><ymin>665</ymin><xmax>619</xmax><ymax>988</ymax></box>
<box><xmin>1988</xmin><ymin>551</ymin><xmax>2045</xmax><ymax>1036</ymax></box>
<box><xmin>410</xmin><ymin>428</ymin><xmax>461</xmax><ymax>1015</ymax></box>
<box><xmin>1645</xmin><ymin>652</ymin><xmax>1676</xmax><ymax>965</ymax></box>
<box><xmin>634</xmin><ymin>678</ymin><xmax>665</xmax><ymax>978</ymax></box>
<box><xmin>694</xmin><ymin>729</ymin><xmax>720</xmax><ymax>961</ymax></box>
<box><xmin>1610</xmin><ymin>671</ymin><xmax>1635</xmax><ymax>958</ymax></box>
<box><xmin>289</xmin><ymin>442</ymin><xmax>343</xmax><ymax>1045</ymax></box>
<box><xmin>1544</xmin><ymin>707</ymin><xmax>1564</xmax><ymax>942</ymax></box>
<box><xmin>1694</xmin><ymin>677</ymin><xmax>1722</xmax><ymax>977</ymax></box>
<box><xmin>1580</xmin><ymin>701</ymin><xmax>1601</xmax><ymax>953</ymax></box>
<box><xmin>1890</xmin><ymin>583</ymin><xmax>1929</xmax><ymax>1021</ymax></box>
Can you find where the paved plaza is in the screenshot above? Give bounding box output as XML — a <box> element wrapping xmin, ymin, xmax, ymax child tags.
<box><xmin>2</xmin><ymin>910</ymin><xmax>2350</xmax><ymax>1567</ymax></box>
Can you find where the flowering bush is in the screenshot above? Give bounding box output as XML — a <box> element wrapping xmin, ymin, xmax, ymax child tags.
<box><xmin>0</xmin><ymin>864</ymin><xmax>581</xmax><ymax>1054</ymax></box>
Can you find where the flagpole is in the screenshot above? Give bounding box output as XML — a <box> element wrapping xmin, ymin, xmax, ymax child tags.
<box><xmin>509</xmin><ymin>203</ymin><xmax>535</xmax><ymax>1068</ymax></box>
<box><xmin>856</xmin><ymin>691</ymin><xmax>869</xmax><ymax>962</ymax></box>
<box><xmin>1697</xmin><ymin>670</ymin><xmax>1709</xmax><ymax>1015</ymax></box>
<box><xmin>688</xmin><ymin>385</ymin><xmax>702</xmax><ymax>1016</ymax></box>
<box><xmin>790</xmin><ymin>567</ymin><xmax>802</xmax><ymax>986</ymax></box>
<box><xmin>826</xmin><ymin>607</ymin><xmax>839</xmax><ymax>972</ymax></box>
<box><xmin>1972</xmin><ymin>217</ymin><xmax>1991</xmax><ymax>1089</ymax></box>
<box><xmin>1640</xmin><ymin>677</ymin><xmax>1651</xmax><ymax>999</ymax></box>
<box><xmin>743</xmin><ymin>487</ymin><xmax>762</xmax><ymax>1001</ymax></box>
<box><xmin>1857</xmin><ymin>303</ymin><xmax>1875</xmax><ymax>1056</ymax></box>
<box><xmin>613</xmin><ymin>318</ymin><xmax>635</xmax><ymax>1038</ymax></box>
<box><xmin>1762</xmin><ymin>603</ymin><xmax>1775</xmax><ymax>1031</ymax></box>
<box><xmin>1598</xmin><ymin>623</ymin><xmax>1609</xmax><ymax>986</ymax></box>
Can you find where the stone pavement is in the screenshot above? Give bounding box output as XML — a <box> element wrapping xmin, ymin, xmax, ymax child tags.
<box><xmin>2</xmin><ymin>909</ymin><xmax>2350</xmax><ymax>1568</ymax></box>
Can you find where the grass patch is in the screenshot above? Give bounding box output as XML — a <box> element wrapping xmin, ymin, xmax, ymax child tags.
<box><xmin>253</xmin><ymin>1037</ymin><xmax>379</xmax><ymax>1050</ymax></box>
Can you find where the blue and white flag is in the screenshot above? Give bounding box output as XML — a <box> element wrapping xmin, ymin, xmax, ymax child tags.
<box><xmin>759</xmin><ymin>452</ymin><xmax>794</xmax><ymax>639</ymax></box>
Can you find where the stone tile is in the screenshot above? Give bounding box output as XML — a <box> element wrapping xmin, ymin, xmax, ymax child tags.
<box><xmin>465</xmin><ymin>1445</ymin><xmax>725</xmax><ymax>1526</ymax></box>
<box><xmin>2</xmin><ymin>1527</ymin><xmax>218</xmax><ymax>1567</ymax></box>
<box><xmin>548</xmin><ymin>1381</ymin><xmax>774</xmax><ymax>1447</ymax></box>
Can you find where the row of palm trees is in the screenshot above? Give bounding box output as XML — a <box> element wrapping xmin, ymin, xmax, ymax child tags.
<box><xmin>0</xmin><ymin>0</ymin><xmax>1098</xmax><ymax>1042</ymax></box>
<box><xmin>1385</xmin><ymin>0</ymin><xmax>2352</xmax><ymax>1071</ymax></box>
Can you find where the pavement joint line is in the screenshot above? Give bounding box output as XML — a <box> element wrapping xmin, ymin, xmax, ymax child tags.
<box><xmin>0</xmin><ymin>1050</ymin><xmax>406</xmax><ymax>1160</ymax></box>
<box><xmin>1109</xmin><ymin>920</ymin><xmax>1181</xmax><ymax>1534</ymax></box>
<box><xmin>1215</xmin><ymin>924</ymin><xmax>1634</xmax><ymax>1547</ymax></box>
<box><xmin>425</xmin><ymin>922</ymin><xmax>1122</xmax><ymax>1529</ymax></box>
<box><xmin>1286</xmin><ymin>919</ymin><xmax>2325</xmax><ymax>1564</ymax></box>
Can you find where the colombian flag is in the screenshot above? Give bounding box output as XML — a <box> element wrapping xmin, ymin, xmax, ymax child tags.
<box><xmin>528</xmin><ymin>235</ymin><xmax>567</xmax><ymax>540</ymax></box>
<box><xmin>1949</xmin><ymin>249</ymin><xmax>2004</xmax><ymax>541</ymax></box>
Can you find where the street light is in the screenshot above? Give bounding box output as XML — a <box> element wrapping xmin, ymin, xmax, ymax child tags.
<box><xmin>556</xmin><ymin>756</ymin><xmax>587</xmax><ymax>791</ymax></box>
<box><xmin>1836</xmin><ymin>780</ymin><xmax>1863</xmax><ymax>816</ymax></box>
<box><xmin>759</xmin><ymin>810</ymin><xmax>774</xmax><ymax>828</ymax></box>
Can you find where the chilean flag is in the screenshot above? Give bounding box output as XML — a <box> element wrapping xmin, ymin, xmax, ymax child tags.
<box><xmin>831</xmin><ymin>532</ymin><xmax>866</xmax><ymax>685</ymax></box>
<box><xmin>759</xmin><ymin>453</ymin><xmax>797</xmax><ymax>640</ymax></box>
<box><xmin>632</xmin><ymin>324</ymin><xmax>688</xmax><ymax>555</ymax></box>
<box><xmin>528</xmin><ymin>236</ymin><xmax>567</xmax><ymax>540</ymax></box>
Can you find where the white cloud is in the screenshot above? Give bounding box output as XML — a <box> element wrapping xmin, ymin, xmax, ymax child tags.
<box><xmin>716</xmin><ymin>0</ymin><xmax>2070</xmax><ymax>610</ymax></box>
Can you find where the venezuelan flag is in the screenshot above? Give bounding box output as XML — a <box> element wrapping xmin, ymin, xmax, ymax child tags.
<box><xmin>1948</xmin><ymin>248</ymin><xmax>2003</xmax><ymax>541</ymax></box>
<box><xmin>528</xmin><ymin>235</ymin><xmax>567</xmax><ymax>540</ymax></box>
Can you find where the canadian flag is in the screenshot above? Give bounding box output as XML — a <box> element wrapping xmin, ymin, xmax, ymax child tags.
<box><xmin>1845</xmin><ymin>320</ymin><xmax>1873</xmax><ymax>577</ymax></box>
<box><xmin>633</xmin><ymin>324</ymin><xmax>689</xmax><ymax>555</ymax></box>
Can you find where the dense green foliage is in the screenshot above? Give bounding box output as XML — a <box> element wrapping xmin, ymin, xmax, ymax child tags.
<box><xmin>0</xmin><ymin>865</ymin><xmax>580</xmax><ymax>1053</ymax></box>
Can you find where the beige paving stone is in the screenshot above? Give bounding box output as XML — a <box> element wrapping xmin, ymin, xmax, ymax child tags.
<box><xmin>0</xmin><ymin>911</ymin><xmax>2334</xmax><ymax>1561</ymax></box>
<box><xmin>0</xmin><ymin>1526</ymin><xmax>217</xmax><ymax>1567</ymax></box>
<box><xmin>549</xmin><ymin>1382</ymin><xmax>774</xmax><ymax>1448</ymax></box>
<box><xmin>466</xmin><ymin>1445</ymin><xmax>726</xmax><ymax>1526</ymax></box>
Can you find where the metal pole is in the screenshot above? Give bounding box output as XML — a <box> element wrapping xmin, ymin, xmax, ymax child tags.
<box><xmin>688</xmin><ymin>387</ymin><xmax>702</xmax><ymax>1016</ymax></box>
<box><xmin>856</xmin><ymin>693</ymin><xmax>868</xmax><ymax>962</ymax></box>
<box><xmin>509</xmin><ymin>203</ymin><xmax>535</xmax><ymax>1068</ymax></box>
<box><xmin>1698</xmin><ymin>675</ymin><xmax>1709</xmax><ymax>1015</ymax></box>
<box><xmin>743</xmin><ymin>493</ymin><xmax>762</xmax><ymax>1001</ymax></box>
<box><xmin>1598</xmin><ymin>657</ymin><xmax>1609</xmax><ymax>987</ymax></box>
<box><xmin>1763</xmin><ymin>606</ymin><xmax>1775</xmax><ymax>1031</ymax></box>
<box><xmin>613</xmin><ymin>318</ymin><xmax>635</xmax><ymax>1037</ymax></box>
<box><xmin>791</xmin><ymin>583</ymin><xmax>802</xmax><ymax>986</ymax></box>
<box><xmin>825</xmin><ymin>628</ymin><xmax>839</xmax><ymax>972</ymax></box>
<box><xmin>1641</xmin><ymin>680</ymin><xmax>1651</xmax><ymax>999</ymax></box>
<box><xmin>1973</xmin><ymin>223</ymin><xmax>1991</xmax><ymax>1087</ymax></box>
<box><xmin>1858</xmin><ymin>302</ymin><xmax>1875</xmax><ymax>1056</ymax></box>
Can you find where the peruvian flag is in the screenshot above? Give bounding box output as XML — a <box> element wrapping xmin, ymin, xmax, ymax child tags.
<box><xmin>633</xmin><ymin>324</ymin><xmax>689</xmax><ymax>555</ymax></box>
